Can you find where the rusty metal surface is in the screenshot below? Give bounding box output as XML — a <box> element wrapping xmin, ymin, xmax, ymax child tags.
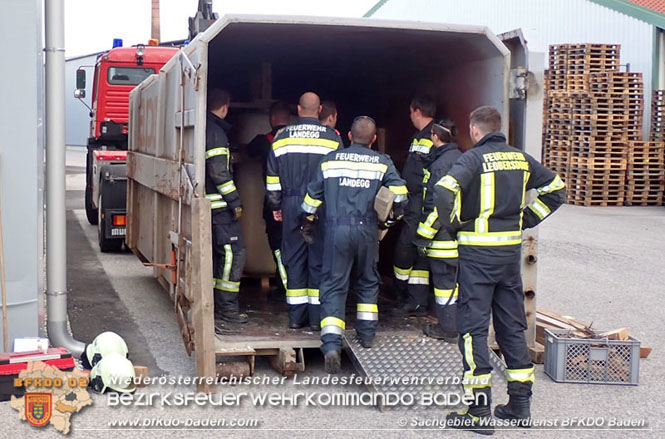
<box><xmin>522</xmin><ymin>230</ymin><xmax>538</xmax><ymax>347</ymax></box>
<box><xmin>344</xmin><ymin>332</ymin><xmax>508</xmax><ymax>412</ymax></box>
<box><xmin>269</xmin><ymin>347</ymin><xmax>305</xmax><ymax>377</ymax></box>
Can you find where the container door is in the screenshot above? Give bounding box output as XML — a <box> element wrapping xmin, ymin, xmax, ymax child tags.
<box><xmin>127</xmin><ymin>43</ymin><xmax>216</xmax><ymax>392</ymax></box>
<box><xmin>499</xmin><ymin>29</ymin><xmax>546</xmax><ymax>360</ymax></box>
<box><xmin>499</xmin><ymin>28</ymin><xmax>545</xmax><ymax>159</ymax></box>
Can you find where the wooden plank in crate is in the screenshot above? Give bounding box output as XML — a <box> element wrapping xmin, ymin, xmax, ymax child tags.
<box><xmin>598</xmin><ymin>328</ymin><xmax>629</xmax><ymax>341</ymax></box>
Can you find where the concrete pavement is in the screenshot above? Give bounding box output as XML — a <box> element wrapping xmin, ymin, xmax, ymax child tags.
<box><xmin>0</xmin><ymin>147</ymin><xmax>661</xmax><ymax>438</ymax></box>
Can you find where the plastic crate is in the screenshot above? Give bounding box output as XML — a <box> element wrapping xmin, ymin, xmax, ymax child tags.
<box><xmin>544</xmin><ymin>328</ymin><xmax>640</xmax><ymax>385</ymax></box>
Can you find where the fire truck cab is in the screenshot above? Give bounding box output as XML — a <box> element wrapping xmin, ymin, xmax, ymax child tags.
<box><xmin>76</xmin><ymin>42</ymin><xmax>178</xmax><ymax>251</ymax></box>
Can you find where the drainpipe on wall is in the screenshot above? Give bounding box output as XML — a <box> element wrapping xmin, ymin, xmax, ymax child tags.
<box><xmin>44</xmin><ymin>0</ymin><xmax>85</xmax><ymax>357</ymax></box>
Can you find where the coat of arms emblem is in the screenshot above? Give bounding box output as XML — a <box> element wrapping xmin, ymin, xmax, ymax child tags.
<box><xmin>25</xmin><ymin>393</ymin><xmax>52</xmax><ymax>427</ymax></box>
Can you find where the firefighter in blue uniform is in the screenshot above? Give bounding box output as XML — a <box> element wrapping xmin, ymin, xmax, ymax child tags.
<box><xmin>247</xmin><ymin>101</ymin><xmax>291</xmax><ymax>298</ymax></box>
<box><xmin>266</xmin><ymin>92</ymin><xmax>344</xmax><ymax>330</ymax></box>
<box><xmin>434</xmin><ymin>106</ymin><xmax>565</xmax><ymax>434</ymax></box>
<box><xmin>205</xmin><ymin>89</ymin><xmax>247</xmax><ymax>324</ymax></box>
<box><xmin>319</xmin><ymin>100</ymin><xmax>338</xmax><ymax>131</ymax></box>
<box><xmin>393</xmin><ymin>96</ymin><xmax>436</xmax><ymax>317</ymax></box>
<box><xmin>413</xmin><ymin>119</ymin><xmax>461</xmax><ymax>341</ymax></box>
<box><xmin>302</xmin><ymin>116</ymin><xmax>408</xmax><ymax>373</ymax></box>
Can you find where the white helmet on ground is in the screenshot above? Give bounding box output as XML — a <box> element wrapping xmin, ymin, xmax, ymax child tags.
<box><xmin>85</xmin><ymin>331</ymin><xmax>129</xmax><ymax>368</ymax></box>
<box><xmin>89</xmin><ymin>353</ymin><xmax>137</xmax><ymax>394</ymax></box>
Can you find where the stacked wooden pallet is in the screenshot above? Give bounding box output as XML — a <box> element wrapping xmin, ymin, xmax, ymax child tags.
<box><xmin>625</xmin><ymin>141</ymin><xmax>664</xmax><ymax>205</ymax></box>
<box><xmin>542</xmin><ymin>44</ymin><xmax>650</xmax><ymax>206</ymax></box>
<box><xmin>542</xmin><ymin>90</ymin><xmax>571</xmax><ymax>179</ymax></box>
<box><xmin>542</xmin><ymin>45</ymin><xmax>574</xmax><ymax>182</ymax></box>
<box><xmin>650</xmin><ymin>90</ymin><xmax>665</xmax><ymax>142</ymax></box>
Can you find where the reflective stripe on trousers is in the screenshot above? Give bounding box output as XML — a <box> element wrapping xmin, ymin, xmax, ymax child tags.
<box><xmin>462</xmin><ymin>333</ymin><xmax>492</xmax><ymax>396</ymax></box>
<box><xmin>356</xmin><ymin>303</ymin><xmax>378</xmax><ymax>321</ymax></box>
<box><xmin>286</xmin><ymin>288</ymin><xmax>308</xmax><ymax>305</ymax></box>
<box><xmin>321</xmin><ymin>316</ymin><xmax>345</xmax><ymax>336</ymax></box>
<box><xmin>274</xmin><ymin>249</ymin><xmax>287</xmax><ymax>288</ymax></box>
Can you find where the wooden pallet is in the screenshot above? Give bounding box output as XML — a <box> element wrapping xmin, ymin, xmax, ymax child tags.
<box><xmin>625</xmin><ymin>185</ymin><xmax>665</xmax><ymax>195</ymax></box>
<box><xmin>628</xmin><ymin>141</ymin><xmax>665</xmax><ymax>155</ymax></box>
<box><xmin>624</xmin><ymin>199</ymin><xmax>664</xmax><ymax>206</ymax></box>
<box><xmin>624</xmin><ymin>187</ymin><xmax>664</xmax><ymax>205</ymax></box>
<box><xmin>571</xmin><ymin>134</ymin><xmax>628</xmax><ymax>144</ymax></box>
<box><xmin>625</xmin><ymin>176</ymin><xmax>665</xmax><ymax>184</ymax></box>
<box><xmin>567</xmin><ymin>196</ymin><xmax>625</xmax><ymax>207</ymax></box>
<box><xmin>572</xmin><ymin>151</ymin><xmax>628</xmax><ymax>160</ymax></box>
<box><xmin>540</xmin><ymin>43</ymin><xmax>658</xmax><ymax>209</ymax></box>
<box><xmin>566</xmin><ymin>74</ymin><xmax>588</xmax><ymax>92</ymax></box>
<box><xmin>650</xmin><ymin>90</ymin><xmax>665</xmax><ymax>141</ymax></box>
<box><xmin>569</xmin><ymin>156</ymin><xmax>627</xmax><ymax>171</ymax></box>
<box><xmin>589</xmin><ymin>71</ymin><xmax>642</xmax><ymax>84</ymax></box>
<box><xmin>548</xmin><ymin>48</ymin><xmax>568</xmax><ymax>71</ymax></box>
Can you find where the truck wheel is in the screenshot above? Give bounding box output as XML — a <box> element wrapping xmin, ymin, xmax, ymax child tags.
<box><xmin>98</xmin><ymin>194</ymin><xmax>123</xmax><ymax>252</ymax></box>
<box><xmin>85</xmin><ymin>183</ymin><xmax>98</xmax><ymax>225</ymax></box>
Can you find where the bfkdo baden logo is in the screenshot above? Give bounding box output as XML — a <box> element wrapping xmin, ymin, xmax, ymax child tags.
<box><xmin>25</xmin><ymin>393</ymin><xmax>53</xmax><ymax>427</ymax></box>
<box><xmin>10</xmin><ymin>361</ymin><xmax>92</xmax><ymax>435</ymax></box>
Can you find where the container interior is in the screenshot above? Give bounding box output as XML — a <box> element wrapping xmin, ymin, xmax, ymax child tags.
<box><xmin>203</xmin><ymin>20</ymin><xmax>508</xmax><ymax>277</ymax></box>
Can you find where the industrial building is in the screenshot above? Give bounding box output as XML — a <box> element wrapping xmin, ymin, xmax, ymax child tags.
<box><xmin>366</xmin><ymin>0</ymin><xmax>665</xmax><ymax>135</ymax></box>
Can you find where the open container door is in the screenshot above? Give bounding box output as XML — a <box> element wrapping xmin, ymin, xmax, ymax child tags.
<box><xmin>127</xmin><ymin>45</ymin><xmax>216</xmax><ymax>392</ymax></box>
<box><xmin>499</xmin><ymin>28</ymin><xmax>546</xmax><ymax>363</ymax></box>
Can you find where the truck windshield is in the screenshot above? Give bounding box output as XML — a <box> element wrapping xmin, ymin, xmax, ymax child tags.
<box><xmin>107</xmin><ymin>67</ymin><xmax>156</xmax><ymax>85</ymax></box>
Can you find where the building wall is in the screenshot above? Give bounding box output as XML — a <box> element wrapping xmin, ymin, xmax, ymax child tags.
<box><xmin>0</xmin><ymin>0</ymin><xmax>43</xmax><ymax>344</ymax></box>
<box><xmin>373</xmin><ymin>0</ymin><xmax>655</xmax><ymax>136</ymax></box>
<box><xmin>66</xmin><ymin>54</ymin><xmax>99</xmax><ymax>147</ymax></box>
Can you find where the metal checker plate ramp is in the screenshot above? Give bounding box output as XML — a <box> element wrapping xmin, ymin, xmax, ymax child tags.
<box><xmin>344</xmin><ymin>332</ymin><xmax>507</xmax><ymax>411</ymax></box>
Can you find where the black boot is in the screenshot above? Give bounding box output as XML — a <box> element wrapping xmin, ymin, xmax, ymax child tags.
<box><xmin>216</xmin><ymin>311</ymin><xmax>248</xmax><ymax>324</ymax></box>
<box><xmin>390</xmin><ymin>302</ymin><xmax>427</xmax><ymax>318</ymax></box>
<box><xmin>423</xmin><ymin>323</ymin><xmax>458</xmax><ymax>343</ymax></box>
<box><xmin>494</xmin><ymin>381</ymin><xmax>532</xmax><ymax>427</ymax></box>
<box><xmin>289</xmin><ymin>321</ymin><xmax>306</xmax><ymax>329</ymax></box>
<box><xmin>359</xmin><ymin>336</ymin><xmax>374</xmax><ymax>348</ymax></box>
<box><xmin>446</xmin><ymin>387</ymin><xmax>494</xmax><ymax>435</ymax></box>
<box><xmin>324</xmin><ymin>350</ymin><xmax>341</xmax><ymax>374</ymax></box>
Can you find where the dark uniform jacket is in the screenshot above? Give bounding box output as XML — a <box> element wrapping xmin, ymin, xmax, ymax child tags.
<box><xmin>266</xmin><ymin>117</ymin><xmax>344</xmax><ymax>211</ymax></box>
<box><xmin>302</xmin><ymin>144</ymin><xmax>408</xmax><ymax>221</ymax></box>
<box><xmin>401</xmin><ymin>120</ymin><xmax>435</xmax><ymax>226</ymax></box>
<box><xmin>416</xmin><ymin>143</ymin><xmax>462</xmax><ymax>261</ymax></box>
<box><xmin>247</xmin><ymin>125</ymin><xmax>287</xmax><ymax>220</ymax></box>
<box><xmin>433</xmin><ymin>132</ymin><xmax>565</xmax><ymax>263</ymax></box>
<box><xmin>247</xmin><ymin>125</ymin><xmax>287</xmax><ymax>178</ymax></box>
<box><xmin>205</xmin><ymin>112</ymin><xmax>241</xmax><ymax>224</ymax></box>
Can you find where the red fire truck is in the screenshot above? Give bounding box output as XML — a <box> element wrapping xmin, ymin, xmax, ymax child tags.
<box><xmin>75</xmin><ymin>42</ymin><xmax>178</xmax><ymax>251</ymax></box>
